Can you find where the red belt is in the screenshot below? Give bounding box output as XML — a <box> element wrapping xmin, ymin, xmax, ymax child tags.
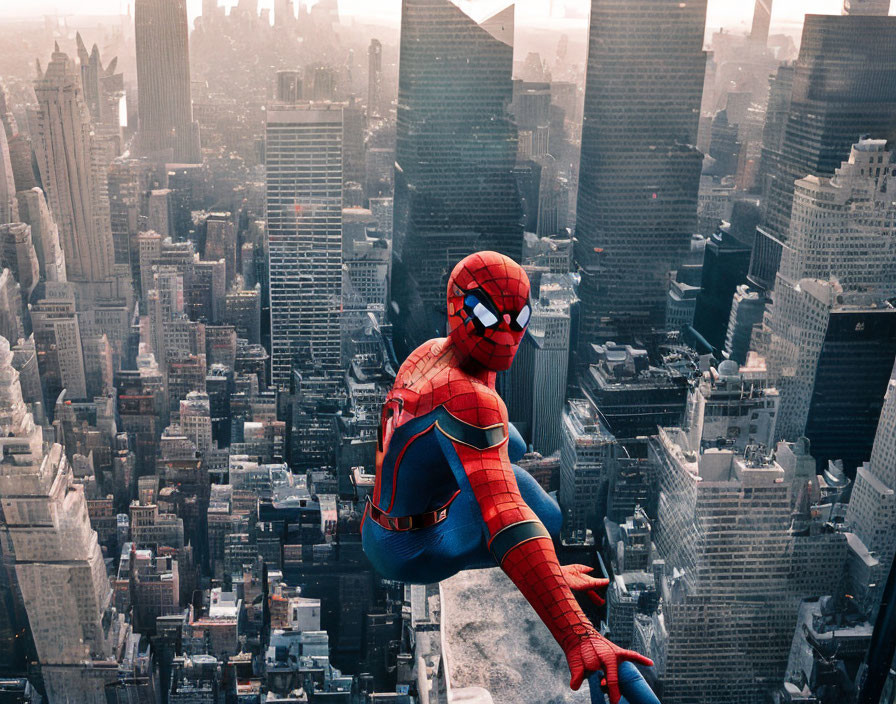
<box><xmin>365</xmin><ymin>491</ymin><xmax>461</xmax><ymax>532</ymax></box>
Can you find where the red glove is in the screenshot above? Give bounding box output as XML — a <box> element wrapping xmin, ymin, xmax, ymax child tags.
<box><xmin>562</xmin><ymin>624</ymin><xmax>654</xmax><ymax>704</ymax></box>
<box><xmin>561</xmin><ymin>563</ymin><xmax>609</xmax><ymax>606</ymax></box>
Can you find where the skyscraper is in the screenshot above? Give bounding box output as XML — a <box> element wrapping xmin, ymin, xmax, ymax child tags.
<box><xmin>803</xmin><ymin>305</ymin><xmax>896</xmax><ymax>471</ymax></box>
<box><xmin>265</xmin><ymin>104</ymin><xmax>343</xmax><ymax>389</ymax></box>
<box><xmin>778</xmin><ymin>139</ymin><xmax>896</xmax><ymax>294</ymax></box>
<box><xmin>752</xmin><ymin>14</ymin><xmax>896</xmax><ymax>289</ymax></box>
<box><xmin>724</xmin><ymin>285</ymin><xmax>764</xmax><ymax>364</ymax></box>
<box><xmin>274</xmin><ymin>0</ymin><xmax>294</xmax><ymax>26</ymax></box>
<box><xmin>342</xmin><ymin>98</ymin><xmax>366</xmax><ymax>190</ymax></box>
<box><xmin>559</xmin><ymin>399</ymin><xmax>617</xmax><ymax>540</ymax></box>
<box><xmin>0</xmin><ymin>336</ymin><xmax>124</xmax><ymax>701</ymax></box>
<box><xmin>842</xmin><ymin>0</ymin><xmax>892</xmax><ymax>14</ymax></box>
<box><xmin>648</xmin><ymin>427</ymin><xmax>845</xmax><ymax>703</ymax></box>
<box><xmin>392</xmin><ymin>0</ymin><xmax>522</xmax><ymax>354</ymax></box>
<box><xmin>756</xmin><ymin>277</ymin><xmax>837</xmax><ymax>443</ymax></box>
<box><xmin>0</xmin><ymin>269</ymin><xmax>24</xmax><ymax>346</ymax></box>
<box><xmin>179</xmin><ymin>391</ymin><xmax>212</xmax><ymax>455</ymax></box>
<box><xmin>16</xmin><ymin>187</ymin><xmax>67</xmax><ymax>282</ymax></box>
<box><xmin>75</xmin><ymin>33</ymin><xmax>124</xmax><ymax>162</ymax></box>
<box><xmin>0</xmin><ymin>223</ymin><xmax>39</xmax><ymax>299</ymax></box>
<box><xmin>575</xmin><ymin>0</ymin><xmax>707</xmax><ymax>346</ymax></box>
<box><xmin>691</xmin><ymin>223</ymin><xmax>753</xmax><ymax>353</ymax></box>
<box><xmin>203</xmin><ymin>212</ymin><xmax>236</xmax><ymax>287</ymax></box>
<box><xmin>275</xmin><ymin>70</ymin><xmax>301</xmax><ymax>104</ymax></box>
<box><xmin>367</xmin><ymin>39</ymin><xmax>382</xmax><ymax>118</ymax></box>
<box><xmin>755</xmin><ymin>275</ymin><xmax>896</xmax><ymax>469</ymax></box>
<box><xmin>750</xmin><ymin>0</ymin><xmax>773</xmax><ymax>45</ymax></box>
<box><xmin>135</xmin><ymin>0</ymin><xmax>201</xmax><ymax>163</ymax></box>
<box><xmin>30</xmin><ymin>47</ymin><xmax>114</xmax><ymax>283</ymax></box>
<box><xmin>30</xmin><ymin>282</ymin><xmax>88</xmax><ymax>404</ymax></box>
<box><xmin>755</xmin><ymin>139</ymin><xmax>896</xmax><ymax>468</ymax></box>
<box><xmin>847</xmin><ymin>368</ymin><xmax>896</xmax><ymax>572</ymax></box>
<box><xmin>0</xmin><ymin>123</ymin><xmax>16</xmax><ymax>225</ymax></box>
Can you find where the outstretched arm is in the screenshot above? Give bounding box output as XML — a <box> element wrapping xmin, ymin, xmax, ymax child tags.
<box><xmin>441</xmin><ymin>385</ymin><xmax>652</xmax><ymax>703</ymax></box>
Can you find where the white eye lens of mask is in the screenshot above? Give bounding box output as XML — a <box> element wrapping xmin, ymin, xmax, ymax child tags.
<box><xmin>516</xmin><ymin>305</ymin><xmax>531</xmax><ymax>328</ymax></box>
<box><xmin>473</xmin><ymin>302</ymin><xmax>498</xmax><ymax>327</ymax></box>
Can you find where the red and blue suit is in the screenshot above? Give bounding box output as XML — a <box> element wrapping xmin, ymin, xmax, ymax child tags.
<box><xmin>361</xmin><ymin>251</ymin><xmax>653</xmax><ymax>704</ymax></box>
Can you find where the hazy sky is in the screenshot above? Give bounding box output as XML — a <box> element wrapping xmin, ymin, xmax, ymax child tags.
<box><xmin>0</xmin><ymin>0</ymin><xmax>859</xmax><ymax>33</ymax></box>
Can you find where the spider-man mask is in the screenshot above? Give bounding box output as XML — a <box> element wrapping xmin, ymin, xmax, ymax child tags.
<box><xmin>446</xmin><ymin>251</ymin><xmax>531</xmax><ymax>371</ymax></box>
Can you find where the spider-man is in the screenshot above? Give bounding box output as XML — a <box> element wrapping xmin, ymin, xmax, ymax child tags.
<box><xmin>362</xmin><ymin>251</ymin><xmax>654</xmax><ymax>704</ymax></box>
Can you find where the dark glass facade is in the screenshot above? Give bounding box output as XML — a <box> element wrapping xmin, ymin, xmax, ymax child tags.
<box><xmin>391</xmin><ymin>0</ymin><xmax>522</xmax><ymax>356</ymax></box>
<box><xmin>805</xmin><ymin>307</ymin><xmax>896</xmax><ymax>474</ymax></box>
<box><xmin>575</xmin><ymin>0</ymin><xmax>707</xmax><ymax>347</ymax></box>
<box><xmin>691</xmin><ymin>224</ymin><xmax>752</xmax><ymax>354</ymax></box>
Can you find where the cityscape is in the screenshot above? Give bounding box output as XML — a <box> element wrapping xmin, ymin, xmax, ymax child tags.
<box><xmin>0</xmin><ymin>0</ymin><xmax>892</xmax><ymax>702</ymax></box>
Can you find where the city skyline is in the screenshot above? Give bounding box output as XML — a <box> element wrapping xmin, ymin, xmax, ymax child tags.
<box><xmin>0</xmin><ymin>0</ymin><xmax>876</xmax><ymax>38</ymax></box>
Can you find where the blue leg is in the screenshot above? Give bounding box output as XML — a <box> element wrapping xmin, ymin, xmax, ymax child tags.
<box><xmin>588</xmin><ymin>663</ymin><xmax>660</xmax><ymax>704</ymax></box>
<box><xmin>512</xmin><ymin>464</ymin><xmax>562</xmax><ymax>539</ymax></box>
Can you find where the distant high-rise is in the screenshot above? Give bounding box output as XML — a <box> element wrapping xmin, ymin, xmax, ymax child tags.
<box><xmin>367</xmin><ymin>39</ymin><xmax>382</xmax><ymax>118</ymax></box>
<box><xmin>107</xmin><ymin>158</ymin><xmax>150</xmax><ymax>274</ymax></box>
<box><xmin>527</xmin><ymin>297</ymin><xmax>572</xmax><ymax>455</ymax></box>
<box><xmin>343</xmin><ymin>98</ymin><xmax>366</xmax><ymax>189</ymax></box>
<box><xmin>342</xmin><ymin>207</ymin><xmax>389</xmax><ymax>325</ymax></box>
<box><xmin>265</xmin><ymin>104</ymin><xmax>343</xmax><ymax>389</ymax></box>
<box><xmin>0</xmin><ymin>223</ymin><xmax>39</xmax><ymax>298</ymax></box>
<box><xmin>752</xmin><ymin>14</ymin><xmax>896</xmax><ymax>290</ymax></box>
<box><xmin>179</xmin><ymin>391</ymin><xmax>212</xmax><ymax>455</ymax></box>
<box><xmin>30</xmin><ymin>47</ymin><xmax>114</xmax><ymax>283</ymax></box>
<box><xmin>503</xmin><ymin>275</ymin><xmax>575</xmax><ymax>455</ymax></box>
<box><xmin>559</xmin><ymin>399</ymin><xmax>617</xmax><ymax>540</ymax></box>
<box><xmin>724</xmin><ymin>285</ymin><xmax>764</xmax><ymax>364</ymax></box>
<box><xmin>305</xmin><ymin>65</ymin><xmax>337</xmax><ymax>101</ymax></box>
<box><xmin>575</xmin><ymin>0</ymin><xmax>707</xmax><ymax>345</ymax></box>
<box><xmin>203</xmin><ymin>212</ymin><xmax>236</xmax><ymax>287</ymax></box>
<box><xmin>842</xmin><ymin>0</ymin><xmax>891</xmax><ymax>14</ymax></box>
<box><xmin>750</xmin><ymin>0</ymin><xmax>773</xmax><ymax>45</ymax></box>
<box><xmin>392</xmin><ymin>0</ymin><xmax>522</xmax><ymax>354</ymax></box>
<box><xmin>0</xmin><ymin>269</ymin><xmax>24</xmax><ymax>346</ymax></box>
<box><xmin>135</xmin><ymin>0</ymin><xmax>200</xmax><ymax>163</ymax></box>
<box><xmin>0</xmin><ymin>81</ymin><xmax>16</xmax><ymax>139</ymax></box>
<box><xmin>75</xmin><ymin>33</ymin><xmax>124</xmax><ymax>161</ymax></box>
<box><xmin>224</xmin><ymin>286</ymin><xmax>261</xmax><ymax>345</ymax></box>
<box><xmin>274</xmin><ymin>0</ymin><xmax>294</xmax><ymax>26</ymax></box>
<box><xmin>30</xmin><ymin>282</ymin><xmax>88</xmax><ymax>404</ymax></box>
<box><xmin>0</xmin><ymin>125</ymin><xmax>16</xmax><ymax>225</ymax></box>
<box><xmin>752</xmin><ymin>64</ymin><xmax>793</xmax><ymax>289</ymax></box>
<box><xmin>16</xmin><ymin>187</ymin><xmax>67</xmax><ymax>282</ymax></box>
<box><xmin>691</xmin><ymin>223</ymin><xmax>752</xmax><ymax>353</ymax></box>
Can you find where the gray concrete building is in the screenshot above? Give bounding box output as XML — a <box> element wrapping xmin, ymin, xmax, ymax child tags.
<box><xmin>266</xmin><ymin>104</ymin><xmax>343</xmax><ymax>389</ymax></box>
